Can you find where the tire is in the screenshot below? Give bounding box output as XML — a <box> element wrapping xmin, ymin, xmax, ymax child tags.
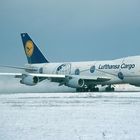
<box><xmin>105</xmin><ymin>87</ymin><xmax>115</xmax><ymax>92</ymax></box>
<box><xmin>76</xmin><ymin>88</ymin><xmax>89</xmax><ymax>92</ymax></box>
<box><xmin>90</xmin><ymin>87</ymin><xmax>99</xmax><ymax>92</ymax></box>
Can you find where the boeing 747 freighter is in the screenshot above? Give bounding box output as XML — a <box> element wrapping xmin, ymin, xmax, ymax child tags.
<box><xmin>1</xmin><ymin>33</ymin><xmax>140</xmax><ymax>92</ymax></box>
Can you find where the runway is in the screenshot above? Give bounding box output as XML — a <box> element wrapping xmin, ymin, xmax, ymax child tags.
<box><xmin>0</xmin><ymin>92</ymin><xmax>140</xmax><ymax>140</ymax></box>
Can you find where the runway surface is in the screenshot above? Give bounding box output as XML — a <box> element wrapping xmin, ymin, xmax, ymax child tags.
<box><xmin>0</xmin><ymin>92</ymin><xmax>140</xmax><ymax>140</ymax></box>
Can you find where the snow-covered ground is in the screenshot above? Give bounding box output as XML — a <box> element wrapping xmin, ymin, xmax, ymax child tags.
<box><xmin>0</xmin><ymin>92</ymin><xmax>140</xmax><ymax>140</ymax></box>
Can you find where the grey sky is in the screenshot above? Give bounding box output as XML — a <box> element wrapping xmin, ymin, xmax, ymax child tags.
<box><xmin>0</xmin><ymin>0</ymin><xmax>140</xmax><ymax>65</ymax></box>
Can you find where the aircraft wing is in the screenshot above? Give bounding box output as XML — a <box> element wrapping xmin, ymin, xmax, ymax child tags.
<box><xmin>0</xmin><ymin>73</ymin><xmax>65</xmax><ymax>79</ymax></box>
<box><xmin>0</xmin><ymin>73</ymin><xmax>22</xmax><ymax>76</ymax></box>
<box><xmin>0</xmin><ymin>72</ymin><xmax>111</xmax><ymax>82</ymax></box>
<box><xmin>29</xmin><ymin>73</ymin><xmax>110</xmax><ymax>81</ymax></box>
<box><xmin>0</xmin><ymin>72</ymin><xmax>111</xmax><ymax>88</ymax></box>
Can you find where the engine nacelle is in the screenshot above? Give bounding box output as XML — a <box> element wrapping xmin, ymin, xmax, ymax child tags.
<box><xmin>20</xmin><ymin>75</ymin><xmax>39</xmax><ymax>86</ymax></box>
<box><xmin>65</xmin><ymin>77</ymin><xmax>85</xmax><ymax>88</ymax></box>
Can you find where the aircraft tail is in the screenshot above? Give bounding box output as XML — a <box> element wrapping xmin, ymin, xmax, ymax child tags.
<box><xmin>21</xmin><ymin>33</ymin><xmax>49</xmax><ymax>64</ymax></box>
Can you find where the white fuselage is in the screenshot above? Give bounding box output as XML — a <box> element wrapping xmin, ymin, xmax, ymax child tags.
<box><xmin>26</xmin><ymin>55</ymin><xmax>140</xmax><ymax>87</ymax></box>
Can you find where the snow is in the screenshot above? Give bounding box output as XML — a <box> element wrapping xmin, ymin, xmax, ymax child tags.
<box><xmin>0</xmin><ymin>92</ymin><xmax>140</xmax><ymax>140</ymax></box>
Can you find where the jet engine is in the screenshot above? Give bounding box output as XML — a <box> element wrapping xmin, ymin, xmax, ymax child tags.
<box><xmin>20</xmin><ymin>75</ymin><xmax>39</xmax><ymax>86</ymax></box>
<box><xmin>65</xmin><ymin>77</ymin><xmax>85</xmax><ymax>88</ymax></box>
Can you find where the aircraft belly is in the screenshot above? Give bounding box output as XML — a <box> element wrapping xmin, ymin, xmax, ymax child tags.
<box><xmin>124</xmin><ymin>76</ymin><xmax>140</xmax><ymax>86</ymax></box>
<box><xmin>102</xmin><ymin>78</ymin><xmax>124</xmax><ymax>85</ymax></box>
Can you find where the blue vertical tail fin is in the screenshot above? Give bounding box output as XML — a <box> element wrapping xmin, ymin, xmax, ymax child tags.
<box><xmin>21</xmin><ymin>33</ymin><xmax>49</xmax><ymax>64</ymax></box>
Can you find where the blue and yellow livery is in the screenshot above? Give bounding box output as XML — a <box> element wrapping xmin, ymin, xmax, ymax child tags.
<box><xmin>21</xmin><ymin>33</ymin><xmax>49</xmax><ymax>64</ymax></box>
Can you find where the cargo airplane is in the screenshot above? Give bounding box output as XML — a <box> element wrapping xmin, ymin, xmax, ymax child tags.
<box><xmin>1</xmin><ymin>33</ymin><xmax>140</xmax><ymax>92</ymax></box>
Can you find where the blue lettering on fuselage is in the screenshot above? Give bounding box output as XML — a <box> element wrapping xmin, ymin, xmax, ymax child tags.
<box><xmin>98</xmin><ymin>63</ymin><xmax>135</xmax><ymax>70</ymax></box>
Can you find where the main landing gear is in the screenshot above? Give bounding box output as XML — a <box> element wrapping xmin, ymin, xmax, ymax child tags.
<box><xmin>76</xmin><ymin>85</ymin><xmax>115</xmax><ymax>92</ymax></box>
<box><xmin>76</xmin><ymin>87</ymin><xmax>99</xmax><ymax>92</ymax></box>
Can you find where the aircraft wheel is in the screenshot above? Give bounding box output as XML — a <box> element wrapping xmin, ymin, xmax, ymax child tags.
<box><xmin>95</xmin><ymin>87</ymin><xmax>99</xmax><ymax>92</ymax></box>
<box><xmin>111</xmin><ymin>87</ymin><xmax>115</xmax><ymax>92</ymax></box>
<box><xmin>76</xmin><ymin>88</ymin><xmax>81</xmax><ymax>92</ymax></box>
<box><xmin>90</xmin><ymin>87</ymin><xmax>99</xmax><ymax>92</ymax></box>
<box><xmin>76</xmin><ymin>88</ymin><xmax>85</xmax><ymax>92</ymax></box>
<box><xmin>105</xmin><ymin>87</ymin><xmax>115</xmax><ymax>92</ymax></box>
<box><xmin>76</xmin><ymin>88</ymin><xmax>90</xmax><ymax>92</ymax></box>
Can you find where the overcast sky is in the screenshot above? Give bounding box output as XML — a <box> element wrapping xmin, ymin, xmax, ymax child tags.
<box><xmin>0</xmin><ymin>0</ymin><xmax>140</xmax><ymax>92</ymax></box>
<box><xmin>0</xmin><ymin>0</ymin><xmax>140</xmax><ymax>66</ymax></box>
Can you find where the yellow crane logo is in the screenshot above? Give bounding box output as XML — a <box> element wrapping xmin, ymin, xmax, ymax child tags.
<box><xmin>25</xmin><ymin>40</ymin><xmax>34</xmax><ymax>57</ymax></box>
